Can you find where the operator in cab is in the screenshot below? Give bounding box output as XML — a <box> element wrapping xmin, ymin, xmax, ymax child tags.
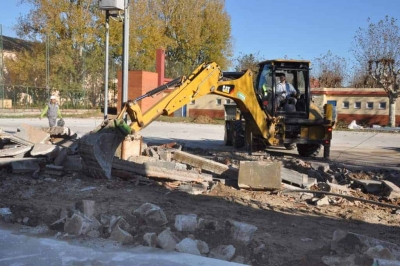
<box><xmin>276</xmin><ymin>73</ymin><xmax>299</xmax><ymax>108</ymax></box>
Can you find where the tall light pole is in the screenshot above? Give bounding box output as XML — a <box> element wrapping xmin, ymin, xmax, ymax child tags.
<box><xmin>99</xmin><ymin>0</ymin><xmax>126</xmax><ymax>119</ymax></box>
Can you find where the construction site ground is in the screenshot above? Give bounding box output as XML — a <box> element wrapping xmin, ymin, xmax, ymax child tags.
<box><xmin>0</xmin><ymin>118</ymin><xmax>399</xmax><ymax>265</ymax></box>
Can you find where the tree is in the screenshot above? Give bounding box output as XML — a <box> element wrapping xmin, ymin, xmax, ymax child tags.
<box><xmin>352</xmin><ymin>16</ymin><xmax>400</xmax><ymax>127</ymax></box>
<box><xmin>130</xmin><ymin>0</ymin><xmax>232</xmax><ymax>77</ymax></box>
<box><xmin>234</xmin><ymin>52</ymin><xmax>262</xmax><ymax>73</ymax></box>
<box><xmin>312</xmin><ymin>50</ymin><xmax>348</xmax><ymax>88</ymax></box>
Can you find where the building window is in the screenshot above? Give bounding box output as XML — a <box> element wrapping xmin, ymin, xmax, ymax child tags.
<box><xmin>379</xmin><ymin>102</ymin><xmax>386</xmax><ymax>109</ymax></box>
<box><xmin>216</xmin><ymin>99</ymin><xmax>222</xmax><ymax>105</ymax></box>
<box><xmin>225</xmin><ymin>99</ymin><xmax>231</xmax><ymax>104</ymax></box>
<box><xmin>366</xmin><ymin>102</ymin><xmax>374</xmax><ymax>109</ymax></box>
<box><xmin>190</xmin><ymin>100</ymin><xmax>195</xmax><ymax>105</ymax></box>
<box><xmin>354</xmin><ymin>102</ymin><xmax>361</xmax><ymax>109</ymax></box>
<box><xmin>342</xmin><ymin>101</ymin><xmax>349</xmax><ymax>109</ymax></box>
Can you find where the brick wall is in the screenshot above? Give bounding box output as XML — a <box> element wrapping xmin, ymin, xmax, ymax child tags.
<box><xmin>189</xmin><ymin>109</ymin><xmax>225</xmax><ymax>119</ymax></box>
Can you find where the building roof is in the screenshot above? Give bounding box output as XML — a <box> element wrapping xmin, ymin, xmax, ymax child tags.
<box><xmin>311</xmin><ymin>87</ymin><xmax>387</xmax><ymax>96</ymax></box>
<box><xmin>2</xmin><ymin>35</ymin><xmax>32</xmax><ymax>52</ymax></box>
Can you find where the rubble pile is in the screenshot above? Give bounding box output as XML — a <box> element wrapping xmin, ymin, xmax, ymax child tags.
<box><xmin>0</xmin><ymin>124</ymin><xmax>399</xmax><ymax>265</ymax></box>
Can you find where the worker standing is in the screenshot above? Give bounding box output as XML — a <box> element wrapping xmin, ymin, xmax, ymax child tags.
<box><xmin>40</xmin><ymin>95</ymin><xmax>62</xmax><ymax>127</ymax></box>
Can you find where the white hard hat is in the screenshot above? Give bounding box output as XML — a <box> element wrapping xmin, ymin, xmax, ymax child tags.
<box><xmin>50</xmin><ymin>95</ymin><xmax>56</xmax><ymax>100</ymax></box>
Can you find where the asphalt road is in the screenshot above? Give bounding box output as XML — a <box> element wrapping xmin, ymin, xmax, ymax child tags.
<box><xmin>0</xmin><ymin>118</ymin><xmax>399</xmax><ymax>169</ymax></box>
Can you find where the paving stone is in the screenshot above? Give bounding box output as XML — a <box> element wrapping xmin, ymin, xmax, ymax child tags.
<box><xmin>157</xmin><ymin>228</ymin><xmax>180</xmax><ymax>251</ymax></box>
<box><xmin>197</xmin><ymin>218</ymin><xmax>218</xmax><ymax>230</ymax></box>
<box><xmin>30</xmin><ymin>144</ymin><xmax>60</xmax><ymax>158</ymax></box>
<box><xmin>175</xmin><ymin>238</ymin><xmax>201</xmax><ymax>255</ymax></box>
<box><xmin>109</xmin><ymin>225</ymin><xmax>134</xmax><ymax>245</ymax></box>
<box><xmin>133</xmin><ymin>203</ymin><xmax>168</xmax><ymax>227</ymax></box>
<box><xmin>64</xmin><ymin>213</ymin><xmax>94</xmax><ymax>235</ymax></box>
<box><xmin>143</xmin><ymin>232</ymin><xmax>157</xmax><ymax>247</ymax></box>
<box><xmin>195</xmin><ymin>240</ymin><xmax>209</xmax><ymax>255</ymax></box>
<box><xmin>174</xmin><ymin>214</ymin><xmax>197</xmax><ymax>232</ymax></box>
<box><xmin>209</xmin><ymin>245</ymin><xmax>236</xmax><ymax>261</ymax></box>
<box><xmin>225</xmin><ymin>219</ymin><xmax>258</xmax><ymax>245</ymax></box>
<box><xmin>15</xmin><ymin>124</ymin><xmax>50</xmax><ymax>144</ymax></box>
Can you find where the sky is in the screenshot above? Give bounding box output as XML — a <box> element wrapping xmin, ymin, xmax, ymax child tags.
<box><xmin>1</xmin><ymin>0</ymin><xmax>400</xmax><ymax>65</ymax></box>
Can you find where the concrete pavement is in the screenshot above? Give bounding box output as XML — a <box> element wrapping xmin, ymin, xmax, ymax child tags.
<box><xmin>0</xmin><ymin>227</ymin><xmax>244</xmax><ymax>266</ymax></box>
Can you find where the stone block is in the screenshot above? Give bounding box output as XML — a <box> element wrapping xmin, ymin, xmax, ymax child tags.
<box><xmin>175</xmin><ymin>238</ymin><xmax>201</xmax><ymax>255</ymax></box>
<box><xmin>225</xmin><ymin>219</ymin><xmax>258</xmax><ymax>245</ymax></box>
<box><xmin>11</xmin><ymin>160</ymin><xmax>40</xmax><ymax>174</ymax></box>
<box><xmin>196</xmin><ymin>240</ymin><xmax>209</xmax><ymax>255</ymax></box>
<box><xmin>209</xmin><ymin>245</ymin><xmax>236</xmax><ymax>261</ymax></box>
<box><xmin>239</xmin><ymin>161</ymin><xmax>281</xmax><ymax>190</ymax></box>
<box><xmin>157</xmin><ymin>228</ymin><xmax>180</xmax><ymax>251</ymax></box>
<box><xmin>15</xmin><ymin>124</ymin><xmax>50</xmax><ymax>144</ymax></box>
<box><xmin>30</xmin><ymin>144</ymin><xmax>60</xmax><ymax>158</ymax></box>
<box><xmin>174</xmin><ymin>214</ymin><xmax>197</xmax><ymax>232</ymax></box>
<box><xmin>64</xmin><ymin>213</ymin><xmax>94</xmax><ymax>235</ymax></box>
<box><xmin>143</xmin><ymin>232</ymin><xmax>157</xmax><ymax>247</ymax></box>
<box><xmin>109</xmin><ymin>225</ymin><xmax>134</xmax><ymax>245</ymax></box>
<box><xmin>133</xmin><ymin>203</ymin><xmax>168</xmax><ymax>227</ymax></box>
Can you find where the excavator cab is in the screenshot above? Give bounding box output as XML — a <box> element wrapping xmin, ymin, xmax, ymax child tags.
<box><xmin>255</xmin><ymin>60</ymin><xmax>310</xmax><ymax>118</ymax></box>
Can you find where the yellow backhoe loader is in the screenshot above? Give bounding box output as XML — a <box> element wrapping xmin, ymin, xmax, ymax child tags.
<box><xmin>79</xmin><ymin>60</ymin><xmax>334</xmax><ymax>179</ymax></box>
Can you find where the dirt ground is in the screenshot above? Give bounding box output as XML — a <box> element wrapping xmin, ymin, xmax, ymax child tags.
<box><xmin>0</xmin><ymin>146</ymin><xmax>399</xmax><ymax>266</ymax></box>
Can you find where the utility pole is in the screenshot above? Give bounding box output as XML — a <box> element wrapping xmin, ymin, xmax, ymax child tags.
<box><xmin>0</xmin><ymin>24</ymin><xmax>4</xmax><ymax>108</ymax></box>
<box><xmin>121</xmin><ymin>0</ymin><xmax>130</xmax><ymax>120</ymax></box>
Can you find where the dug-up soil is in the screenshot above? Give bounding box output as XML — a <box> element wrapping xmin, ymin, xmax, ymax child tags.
<box><xmin>0</xmin><ymin>161</ymin><xmax>399</xmax><ymax>265</ymax></box>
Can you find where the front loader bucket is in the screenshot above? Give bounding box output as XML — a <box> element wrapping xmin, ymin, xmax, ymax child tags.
<box><xmin>79</xmin><ymin>127</ymin><xmax>124</xmax><ymax>179</ymax></box>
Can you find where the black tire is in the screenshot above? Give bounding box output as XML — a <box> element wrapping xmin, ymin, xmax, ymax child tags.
<box><xmin>297</xmin><ymin>144</ymin><xmax>321</xmax><ymax>157</ymax></box>
<box><xmin>224</xmin><ymin>122</ymin><xmax>232</xmax><ymax>146</ymax></box>
<box><xmin>232</xmin><ymin>120</ymin><xmax>245</xmax><ymax>149</ymax></box>
<box><xmin>284</xmin><ymin>143</ymin><xmax>296</xmax><ymax>150</ymax></box>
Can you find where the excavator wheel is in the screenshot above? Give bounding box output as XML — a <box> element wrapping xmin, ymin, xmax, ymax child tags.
<box><xmin>232</xmin><ymin>120</ymin><xmax>245</xmax><ymax>149</ymax></box>
<box><xmin>296</xmin><ymin>144</ymin><xmax>321</xmax><ymax>157</ymax></box>
<box><xmin>79</xmin><ymin>127</ymin><xmax>124</xmax><ymax>179</ymax></box>
<box><xmin>284</xmin><ymin>143</ymin><xmax>296</xmax><ymax>150</ymax></box>
<box><xmin>224</xmin><ymin>122</ymin><xmax>233</xmax><ymax>146</ymax></box>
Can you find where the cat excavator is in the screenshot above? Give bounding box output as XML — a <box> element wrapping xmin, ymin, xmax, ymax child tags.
<box><xmin>79</xmin><ymin>60</ymin><xmax>334</xmax><ymax>179</ymax></box>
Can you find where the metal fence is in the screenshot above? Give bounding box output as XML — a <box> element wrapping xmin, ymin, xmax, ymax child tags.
<box><xmin>0</xmin><ymin>84</ymin><xmax>117</xmax><ymax>110</ymax></box>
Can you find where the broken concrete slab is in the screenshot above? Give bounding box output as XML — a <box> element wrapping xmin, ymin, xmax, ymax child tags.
<box><xmin>157</xmin><ymin>228</ymin><xmax>180</xmax><ymax>251</ymax></box>
<box><xmin>113</xmin><ymin>158</ymin><xmax>213</xmax><ymax>183</ymax></box>
<box><xmin>133</xmin><ymin>203</ymin><xmax>168</xmax><ymax>227</ymax></box>
<box><xmin>0</xmin><ymin>157</ymin><xmax>44</xmax><ymax>167</ymax></box>
<box><xmin>64</xmin><ymin>213</ymin><xmax>94</xmax><ymax>235</ymax></box>
<box><xmin>309</xmin><ymin>161</ymin><xmax>330</xmax><ymax>172</ymax></box>
<box><xmin>109</xmin><ymin>225</ymin><xmax>134</xmax><ymax>245</ymax></box>
<box><xmin>175</xmin><ymin>238</ymin><xmax>201</xmax><ymax>255</ymax></box>
<box><xmin>174</xmin><ymin>214</ymin><xmax>197</xmax><ymax>232</ymax></box>
<box><xmin>225</xmin><ymin>219</ymin><xmax>258</xmax><ymax>245</ymax></box>
<box><xmin>15</xmin><ymin>124</ymin><xmax>50</xmax><ymax>144</ymax></box>
<box><xmin>173</xmin><ymin>150</ymin><xmax>238</xmax><ymax>179</ymax></box>
<box><xmin>41</xmin><ymin>126</ymin><xmax>77</xmax><ymax>138</ymax></box>
<box><xmin>30</xmin><ymin>144</ymin><xmax>60</xmax><ymax>159</ymax></box>
<box><xmin>238</xmin><ymin>161</ymin><xmax>281</xmax><ymax>190</ymax></box>
<box><xmin>0</xmin><ymin>145</ymin><xmax>32</xmax><ymax>157</ymax></box>
<box><xmin>128</xmin><ymin>155</ymin><xmax>177</xmax><ymax>170</ymax></box>
<box><xmin>353</xmin><ymin>179</ymin><xmax>382</xmax><ymax>194</ymax></box>
<box><xmin>11</xmin><ymin>160</ymin><xmax>40</xmax><ymax>173</ymax></box>
<box><xmin>121</xmin><ymin>135</ymin><xmax>142</xmax><ymax>160</ymax></box>
<box><xmin>209</xmin><ymin>245</ymin><xmax>236</xmax><ymax>261</ymax></box>
<box><xmin>282</xmin><ymin>167</ymin><xmax>314</xmax><ymax>188</ymax></box>
<box><xmin>382</xmin><ymin>181</ymin><xmax>400</xmax><ymax>199</ymax></box>
<box><xmin>143</xmin><ymin>232</ymin><xmax>157</xmax><ymax>248</ymax></box>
